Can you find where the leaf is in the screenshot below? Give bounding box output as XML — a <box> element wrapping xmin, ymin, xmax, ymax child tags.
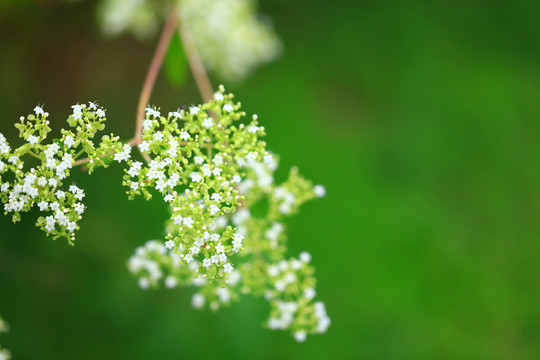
<box><xmin>164</xmin><ymin>32</ymin><xmax>188</xmax><ymax>87</ymax></box>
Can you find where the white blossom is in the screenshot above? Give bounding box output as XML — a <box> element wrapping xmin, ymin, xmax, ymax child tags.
<box><xmin>314</xmin><ymin>184</ymin><xmax>326</xmax><ymax>198</ymax></box>
<box><xmin>202</xmin><ymin>118</ymin><xmax>213</xmax><ymax>129</ymax></box>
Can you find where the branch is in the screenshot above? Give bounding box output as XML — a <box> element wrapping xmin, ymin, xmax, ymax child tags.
<box><xmin>74</xmin><ymin>8</ymin><xmax>215</xmax><ymax>169</ymax></box>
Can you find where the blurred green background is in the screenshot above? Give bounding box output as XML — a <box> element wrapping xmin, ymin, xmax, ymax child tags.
<box><xmin>1</xmin><ymin>0</ymin><xmax>540</xmax><ymax>359</ymax></box>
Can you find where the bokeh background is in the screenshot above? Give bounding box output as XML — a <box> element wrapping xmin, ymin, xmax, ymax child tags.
<box><xmin>1</xmin><ymin>0</ymin><xmax>540</xmax><ymax>359</ymax></box>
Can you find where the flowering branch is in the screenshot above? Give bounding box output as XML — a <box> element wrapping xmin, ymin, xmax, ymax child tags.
<box><xmin>0</xmin><ymin>0</ymin><xmax>330</xmax><ymax>345</ymax></box>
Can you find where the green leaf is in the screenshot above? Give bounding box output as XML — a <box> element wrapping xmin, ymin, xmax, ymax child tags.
<box><xmin>164</xmin><ymin>32</ymin><xmax>188</xmax><ymax>87</ymax></box>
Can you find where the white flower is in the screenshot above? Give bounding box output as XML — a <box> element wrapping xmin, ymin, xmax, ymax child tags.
<box><xmin>214</xmin><ymin>93</ymin><xmax>224</xmax><ymax>101</ymax></box>
<box><xmin>55</xmin><ymin>190</ymin><xmax>65</xmax><ymax>199</ymax></box>
<box><xmin>191</xmin><ymin>293</ymin><xmax>205</xmax><ymax>309</ymax></box>
<box><xmin>0</xmin><ymin>142</ymin><xmax>10</xmax><ymax>154</ymax></box>
<box><xmin>232</xmin><ymin>175</ymin><xmax>242</xmax><ymax>183</ymax></box>
<box><xmin>96</xmin><ymin>108</ymin><xmax>106</xmax><ymax>118</ymax></box>
<box><xmin>37</xmin><ymin>201</ymin><xmax>48</xmax><ymax>211</ymax></box>
<box><xmin>294</xmin><ymin>331</ymin><xmax>307</xmax><ymax>342</ymax></box>
<box><xmin>217</xmin><ymin>288</ymin><xmax>231</xmax><ymax>303</ymax></box>
<box><xmin>180</xmin><ymin>131</ymin><xmax>191</xmax><ymax>141</ymax></box>
<box><xmin>223</xmin><ymin>263</ymin><xmax>233</xmax><ymax>273</ymax></box>
<box><xmin>248</xmin><ymin>125</ymin><xmax>260</xmax><ymax>133</ymax></box>
<box><xmin>169</xmin><ymin>111</ymin><xmax>182</xmax><ymax>119</ymax></box>
<box><xmin>45</xmin><ymin>216</ymin><xmax>56</xmax><ymax>232</ymax></box>
<box><xmin>67</xmin><ymin>222</ymin><xmax>77</xmax><ymax>232</ymax></box>
<box><xmin>163</xmin><ymin>194</ymin><xmax>174</xmax><ymax>202</ymax></box>
<box><xmin>27</xmin><ymin>135</ymin><xmax>38</xmax><ymax>145</ymax></box>
<box><xmin>212</xmin><ymin>167</ymin><xmax>222</xmax><ymax>176</ymax></box>
<box><xmin>263</xmin><ymin>154</ymin><xmax>273</xmax><ymax>165</ymax></box>
<box><xmin>215</xmin><ymin>243</ymin><xmax>225</xmax><ymax>253</ymax></box>
<box><xmin>291</xmin><ymin>259</ymin><xmax>302</xmax><ymax>271</ymax></box>
<box><xmin>70</xmin><ymin>187</ymin><xmax>84</xmax><ymax>200</ymax></box>
<box><xmin>190</xmin><ymin>172</ymin><xmax>202</xmax><ymax>183</ymax></box>
<box><xmin>209</xmin><ymin>204</ymin><xmax>220</xmax><ymax>215</ymax></box>
<box><xmin>167</xmin><ymin>173</ymin><xmax>180</xmax><ymax>188</ymax></box>
<box><xmin>183</xmin><ymin>217</ymin><xmax>194</xmax><ymax>228</ymax></box>
<box><xmin>194</xmin><ymin>156</ymin><xmax>204</xmax><ymax>165</ymax></box>
<box><xmin>48</xmin><ymin>178</ymin><xmax>58</xmax><ymax>187</ymax></box>
<box><xmin>138</xmin><ymin>277</ymin><xmax>150</xmax><ymax>290</ymax></box>
<box><xmin>145</xmin><ymin>107</ymin><xmax>160</xmax><ymax>118</ymax></box>
<box><xmin>212</xmin><ymin>154</ymin><xmax>223</xmax><ymax>165</ymax></box>
<box><xmin>74</xmin><ymin>203</ymin><xmax>85</xmax><ymax>214</ymax></box>
<box><xmin>64</xmin><ymin>135</ymin><xmax>75</xmax><ymax>148</ymax></box>
<box><xmin>246</xmin><ymin>153</ymin><xmax>261</xmax><ymax>165</ymax></box>
<box><xmin>139</xmin><ymin>141</ymin><xmax>150</xmax><ymax>153</ymax></box>
<box><xmin>165</xmin><ymin>240</ymin><xmax>175</xmax><ymax>249</ymax></box>
<box><xmin>202</xmin><ymin>258</ymin><xmax>212</xmax><ymax>269</ymax></box>
<box><xmin>89</xmin><ymin>102</ymin><xmax>98</xmax><ymax>110</ymax></box>
<box><xmin>71</xmin><ymin>104</ymin><xmax>82</xmax><ymax>120</ymax></box>
<box><xmin>201</xmin><ymin>164</ymin><xmax>211</xmax><ymax>177</ymax></box>
<box><xmin>114</xmin><ymin>144</ymin><xmax>132</xmax><ymax>163</ymax></box>
<box><xmin>202</xmin><ymin>118</ymin><xmax>213</xmax><ymax>129</ymax></box>
<box><xmin>190</xmin><ymin>106</ymin><xmax>200</xmax><ymax>115</ymax></box>
<box><xmin>300</xmin><ymin>252</ymin><xmax>311</xmax><ymax>263</ymax></box>
<box><xmin>8</xmin><ymin>156</ymin><xmax>18</xmax><ymax>165</ymax></box>
<box><xmin>34</xmin><ymin>105</ymin><xmax>44</xmax><ymax>114</ymax></box>
<box><xmin>189</xmin><ymin>246</ymin><xmax>200</xmax><ymax>256</ymax></box>
<box><xmin>172</xmin><ymin>215</ymin><xmax>183</xmax><ymax>226</ymax></box>
<box><xmin>130</xmin><ymin>182</ymin><xmax>139</xmax><ymax>191</ymax></box>
<box><xmin>274</xmin><ymin>281</ymin><xmax>286</xmax><ymax>292</ymax></box>
<box><xmin>165</xmin><ymin>276</ymin><xmax>178</xmax><ymax>288</ymax></box>
<box><xmin>267</xmin><ymin>265</ymin><xmax>280</xmax><ymax>277</ymax></box>
<box><xmin>211</xmin><ymin>193</ymin><xmax>222</xmax><ymax>202</ymax></box>
<box><xmin>304</xmin><ymin>288</ymin><xmax>316</xmax><ymax>300</ymax></box>
<box><xmin>314</xmin><ymin>185</ymin><xmax>326</xmax><ymax>198</ymax></box>
<box><xmin>184</xmin><ymin>254</ymin><xmax>194</xmax><ymax>263</ymax></box>
<box><xmin>155</xmin><ymin>180</ymin><xmax>166</xmax><ymax>192</ymax></box>
<box><xmin>128</xmin><ymin>161</ymin><xmax>142</xmax><ymax>177</ymax></box>
<box><xmin>142</xmin><ymin>119</ymin><xmax>153</xmax><ymax>131</ymax></box>
<box><xmin>223</xmin><ymin>104</ymin><xmax>234</xmax><ymax>113</ymax></box>
<box><xmin>153</xmin><ymin>131</ymin><xmax>164</xmax><ymax>142</ymax></box>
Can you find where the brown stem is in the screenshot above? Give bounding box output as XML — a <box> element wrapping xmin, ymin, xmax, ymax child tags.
<box><xmin>178</xmin><ymin>18</ymin><xmax>213</xmax><ymax>102</ymax></box>
<box><xmin>74</xmin><ymin>8</ymin><xmax>214</xmax><ymax>169</ymax></box>
<box><xmin>134</xmin><ymin>9</ymin><xmax>179</xmax><ymax>143</ymax></box>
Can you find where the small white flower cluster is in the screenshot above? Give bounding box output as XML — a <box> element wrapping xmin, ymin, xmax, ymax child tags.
<box><xmin>1</xmin><ymin>89</ymin><xmax>329</xmax><ymax>342</ymax></box>
<box><xmin>126</xmin><ymin>93</ymin><xmax>329</xmax><ymax>341</ymax></box>
<box><xmin>129</xmin><ymin>238</ymin><xmax>243</xmax><ymax>309</ymax></box>
<box><xmin>123</xmin><ymin>87</ymin><xmax>267</xmax><ymax>283</ymax></box>
<box><xmin>0</xmin><ymin>102</ymin><xmax>122</xmax><ymax>244</ymax></box>
<box><xmin>0</xmin><ymin>316</ymin><xmax>11</xmax><ymax>360</ymax></box>
<box><xmin>98</xmin><ymin>0</ymin><xmax>281</xmax><ymax>80</ymax></box>
<box><xmin>178</xmin><ymin>0</ymin><xmax>282</xmax><ymax>80</ymax></box>
<box><xmin>266</xmin><ymin>254</ymin><xmax>331</xmax><ymax>340</ymax></box>
<box><xmin>98</xmin><ymin>0</ymin><xmax>159</xmax><ymax>39</ymax></box>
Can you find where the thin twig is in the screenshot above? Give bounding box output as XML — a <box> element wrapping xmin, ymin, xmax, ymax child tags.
<box><xmin>74</xmin><ymin>8</ymin><xmax>214</xmax><ymax>169</ymax></box>
<box><xmin>178</xmin><ymin>18</ymin><xmax>213</xmax><ymax>102</ymax></box>
<box><xmin>73</xmin><ymin>10</ymin><xmax>179</xmax><ymax>169</ymax></box>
